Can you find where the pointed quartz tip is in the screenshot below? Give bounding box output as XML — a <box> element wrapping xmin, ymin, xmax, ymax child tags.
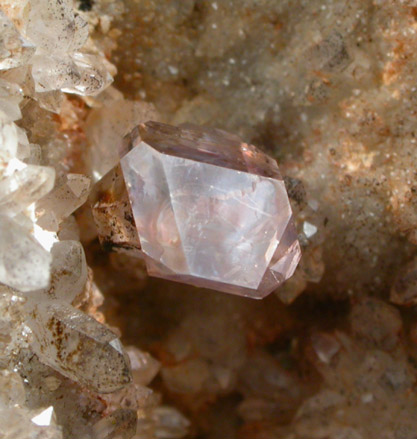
<box><xmin>116</xmin><ymin>121</ymin><xmax>301</xmax><ymax>298</ymax></box>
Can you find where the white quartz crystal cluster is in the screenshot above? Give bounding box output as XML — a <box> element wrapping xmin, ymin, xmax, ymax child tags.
<box><xmin>3</xmin><ymin>0</ymin><xmax>113</xmax><ymax>97</ymax></box>
<box><xmin>0</xmin><ymin>1</ymin><xmax>186</xmax><ymax>438</ymax></box>
<box><xmin>0</xmin><ymin>0</ymin><xmax>110</xmax><ymax>293</ymax></box>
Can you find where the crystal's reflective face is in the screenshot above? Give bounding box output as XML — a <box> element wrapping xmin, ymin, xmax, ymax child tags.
<box><xmin>119</xmin><ymin>122</ymin><xmax>301</xmax><ymax>299</ymax></box>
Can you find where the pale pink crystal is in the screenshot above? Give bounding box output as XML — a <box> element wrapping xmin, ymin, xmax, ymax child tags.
<box><xmin>117</xmin><ymin>122</ymin><xmax>300</xmax><ymax>299</ymax></box>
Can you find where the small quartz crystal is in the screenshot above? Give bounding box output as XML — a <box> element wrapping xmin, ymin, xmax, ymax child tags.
<box><xmin>27</xmin><ymin>240</ymin><xmax>88</xmax><ymax>303</ymax></box>
<box><xmin>91</xmin><ymin>409</ymin><xmax>137</xmax><ymax>439</ymax></box>
<box><xmin>1</xmin><ymin>408</ymin><xmax>63</xmax><ymax>439</ymax></box>
<box><xmin>0</xmin><ymin>11</ymin><xmax>35</xmax><ymax>71</ymax></box>
<box><xmin>26</xmin><ymin>301</ymin><xmax>132</xmax><ymax>393</ymax></box>
<box><xmin>35</xmin><ymin>173</ymin><xmax>90</xmax><ymax>232</ymax></box>
<box><xmin>126</xmin><ymin>346</ymin><xmax>161</xmax><ymax>386</ymax></box>
<box><xmin>93</xmin><ymin>122</ymin><xmax>301</xmax><ymax>298</ymax></box>
<box><xmin>0</xmin><ymin>216</ymin><xmax>51</xmax><ymax>291</ymax></box>
<box><xmin>90</xmin><ymin>164</ymin><xmax>142</xmax><ymax>257</ymax></box>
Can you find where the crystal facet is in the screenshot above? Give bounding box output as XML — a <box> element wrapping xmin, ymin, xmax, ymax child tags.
<box><xmin>0</xmin><ymin>215</ymin><xmax>52</xmax><ymax>291</ymax></box>
<box><xmin>95</xmin><ymin>122</ymin><xmax>300</xmax><ymax>298</ymax></box>
<box><xmin>26</xmin><ymin>301</ymin><xmax>132</xmax><ymax>393</ymax></box>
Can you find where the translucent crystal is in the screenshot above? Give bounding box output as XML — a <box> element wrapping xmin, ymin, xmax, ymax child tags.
<box><xmin>0</xmin><ymin>11</ymin><xmax>35</xmax><ymax>71</ymax></box>
<box><xmin>0</xmin><ymin>216</ymin><xmax>51</xmax><ymax>291</ymax></box>
<box><xmin>34</xmin><ymin>90</ymin><xmax>64</xmax><ymax>114</ymax></box>
<box><xmin>0</xmin><ymin>79</ymin><xmax>23</xmax><ymax>122</ymax></box>
<box><xmin>90</xmin><ymin>164</ymin><xmax>142</xmax><ymax>257</ymax></box>
<box><xmin>0</xmin><ymin>122</ymin><xmax>19</xmax><ymax>162</ymax></box>
<box><xmin>267</xmin><ymin>221</ymin><xmax>301</xmax><ymax>285</ymax></box>
<box><xmin>26</xmin><ymin>0</ymin><xmax>88</xmax><ymax>53</ymax></box>
<box><xmin>0</xmin><ymin>286</ymin><xmax>28</xmax><ymax>367</ymax></box>
<box><xmin>12</xmin><ymin>0</ymin><xmax>111</xmax><ymax>98</ymax></box>
<box><xmin>49</xmin><ymin>240</ymin><xmax>87</xmax><ymax>302</ymax></box>
<box><xmin>0</xmin><ymin>407</ymin><xmax>63</xmax><ymax>439</ymax></box>
<box><xmin>14</xmin><ymin>126</ymin><xmax>37</xmax><ymax>163</ymax></box>
<box><xmin>115</xmin><ymin>122</ymin><xmax>301</xmax><ymax>298</ymax></box>
<box><xmin>86</xmin><ymin>99</ymin><xmax>159</xmax><ymax>180</ymax></box>
<box><xmin>36</xmin><ymin>173</ymin><xmax>90</xmax><ymax>232</ymax></box>
<box><xmin>63</xmin><ymin>52</ymin><xmax>113</xmax><ymax>96</ymax></box>
<box><xmin>126</xmin><ymin>346</ymin><xmax>160</xmax><ymax>386</ymax></box>
<box><xmin>71</xmin><ymin>271</ymin><xmax>105</xmax><ymax>321</ymax></box>
<box><xmin>56</xmin><ymin>215</ymin><xmax>80</xmax><ymax>241</ymax></box>
<box><xmin>30</xmin><ymin>55</ymin><xmax>79</xmax><ymax>93</ymax></box>
<box><xmin>101</xmin><ymin>383</ymin><xmax>149</xmax><ymax>413</ymax></box>
<box><xmin>0</xmin><ymin>159</ymin><xmax>55</xmax><ymax>217</ymax></box>
<box><xmin>32</xmin><ymin>53</ymin><xmax>112</xmax><ymax>96</ymax></box>
<box><xmin>26</xmin><ymin>301</ymin><xmax>132</xmax><ymax>393</ymax></box>
<box><xmin>27</xmin><ymin>240</ymin><xmax>87</xmax><ymax>303</ymax></box>
<box><xmin>91</xmin><ymin>409</ymin><xmax>137</xmax><ymax>439</ymax></box>
<box><xmin>311</xmin><ymin>332</ymin><xmax>341</xmax><ymax>364</ymax></box>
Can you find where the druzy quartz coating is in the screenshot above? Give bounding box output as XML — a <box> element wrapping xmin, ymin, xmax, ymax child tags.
<box><xmin>102</xmin><ymin>122</ymin><xmax>300</xmax><ymax>298</ymax></box>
